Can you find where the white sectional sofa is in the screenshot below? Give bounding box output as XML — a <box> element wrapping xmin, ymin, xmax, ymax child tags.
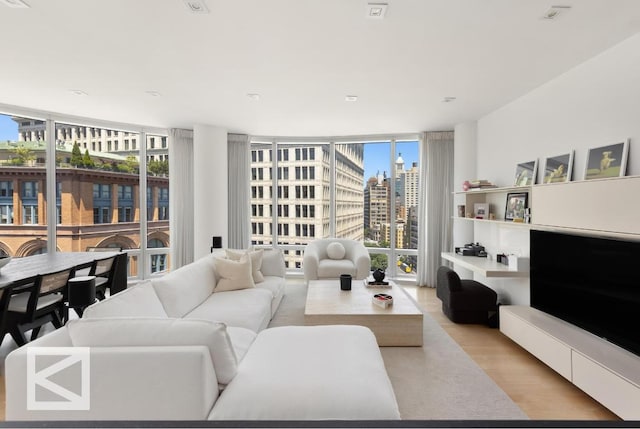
<box><xmin>5</xmin><ymin>248</ymin><xmax>400</xmax><ymax>421</ymax></box>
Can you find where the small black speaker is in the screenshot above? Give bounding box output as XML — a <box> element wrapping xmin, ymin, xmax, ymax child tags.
<box><xmin>211</xmin><ymin>236</ymin><xmax>222</xmax><ymax>249</ymax></box>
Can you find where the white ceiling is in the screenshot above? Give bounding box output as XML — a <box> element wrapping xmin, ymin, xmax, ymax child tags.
<box><xmin>1</xmin><ymin>0</ymin><xmax>640</xmax><ymax>137</ymax></box>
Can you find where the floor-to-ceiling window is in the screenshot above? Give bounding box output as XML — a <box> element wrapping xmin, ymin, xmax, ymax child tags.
<box><xmin>250</xmin><ymin>135</ymin><xmax>420</xmax><ymax>279</ymax></box>
<box><xmin>0</xmin><ymin>110</ymin><xmax>169</xmax><ymax>280</ymax></box>
<box><xmin>0</xmin><ymin>113</ymin><xmax>48</xmax><ymax>256</ymax></box>
<box><xmin>146</xmin><ymin>134</ymin><xmax>170</xmax><ymax>275</ymax></box>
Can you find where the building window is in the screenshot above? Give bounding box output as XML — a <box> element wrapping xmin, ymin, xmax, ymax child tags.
<box><xmin>0</xmin><ymin>205</ymin><xmax>13</xmax><ymax>224</ymax></box>
<box><xmin>22</xmin><ymin>181</ymin><xmax>37</xmax><ymax>198</ymax></box>
<box><xmin>0</xmin><ymin>181</ymin><xmax>13</xmax><ymax>197</ymax></box>
<box><xmin>23</xmin><ymin>205</ymin><xmax>38</xmax><ymax>224</ymax></box>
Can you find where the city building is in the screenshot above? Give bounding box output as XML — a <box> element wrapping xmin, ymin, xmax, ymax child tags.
<box><xmin>364</xmin><ymin>172</ymin><xmax>390</xmax><ymax>243</ymax></box>
<box><xmin>0</xmin><ymin>119</ymin><xmax>170</xmax><ymax>275</ymax></box>
<box><xmin>250</xmin><ymin>143</ymin><xmax>364</xmax><ymax>268</ymax></box>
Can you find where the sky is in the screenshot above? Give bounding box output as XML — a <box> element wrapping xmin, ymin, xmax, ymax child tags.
<box><xmin>0</xmin><ymin>114</ymin><xmax>17</xmax><ymax>141</ymax></box>
<box><xmin>363</xmin><ymin>141</ymin><xmax>419</xmax><ymax>183</ymax></box>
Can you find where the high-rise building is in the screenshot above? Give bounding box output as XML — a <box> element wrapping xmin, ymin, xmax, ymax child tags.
<box><xmin>250</xmin><ymin>143</ymin><xmax>364</xmax><ymax>268</ymax></box>
<box><xmin>364</xmin><ymin>172</ymin><xmax>390</xmax><ymax>243</ymax></box>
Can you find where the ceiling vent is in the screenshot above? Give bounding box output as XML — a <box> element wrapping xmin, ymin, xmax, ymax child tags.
<box><xmin>542</xmin><ymin>5</ymin><xmax>571</xmax><ymax>20</ymax></box>
<box><xmin>345</xmin><ymin>95</ymin><xmax>358</xmax><ymax>102</ymax></box>
<box><xmin>184</xmin><ymin>0</ymin><xmax>209</xmax><ymax>14</ymax></box>
<box><xmin>0</xmin><ymin>0</ymin><xmax>30</xmax><ymax>8</ymax></box>
<box><xmin>366</xmin><ymin>3</ymin><xmax>387</xmax><ymax>19</ymax></box>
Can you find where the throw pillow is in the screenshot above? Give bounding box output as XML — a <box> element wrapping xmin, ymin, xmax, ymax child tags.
<box><xmin>214</xmin><ymin>255</ymin><xmax>256</xmax><ymax>292</ymax></box>
<box><xmin>261</xmin><ymin>248</ymin><xmax>286</xmax><ymax>277</ymax></box>
<box><xmin>225</xmin><ymin>248</ymin><xmax>265</xmax><ymax>283</ymax></box>
<box><xmin>326</xmin><ymin>241</ymin><xmax>346</xmax><ymax>260</ymax></box>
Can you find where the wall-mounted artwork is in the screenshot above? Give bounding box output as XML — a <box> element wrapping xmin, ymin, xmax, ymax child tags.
<box><xmin>584</xmin><ymin>140</ymin><xmax>629</xmax><ymax>180</ymax></box>
<box><xmin>543</xmin><ymin>152</ymin><xmax>573</xmax><ymax>184</ymax></box>
<box><xmin>514</xmin><ymin>160</ymin><xmax>538</xmax><ymax>186</ymax></box>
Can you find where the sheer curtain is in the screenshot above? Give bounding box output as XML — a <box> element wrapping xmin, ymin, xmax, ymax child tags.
<box><xmin>169</xmin><ymin>128</ymin><xmax>194</xmax><ymax>269</ymax></box>
<box><xmin>417</xmin><ymin>131</ymin><xmax>454</xmax><ymax>287</ymax></box>
<box><xmin>227</xmin><ymin>134</ymin><xmax>251</xmax><ymax>249</ymax></box>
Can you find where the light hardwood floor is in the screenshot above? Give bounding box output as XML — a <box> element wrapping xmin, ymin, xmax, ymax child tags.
<box><xmin>403</xmin><ymin>285</ymin><xmax>619</xmax><ymax>421</ymax></box>
<box><xmin>0</xmin><ymin>285</ymin><xmax>620</xmax><ymax>422</ymax></box>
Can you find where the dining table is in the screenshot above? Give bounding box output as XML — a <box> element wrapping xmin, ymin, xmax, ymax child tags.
<box><xmin>0</xmin><ymin>251</ymin><xmax>128</xmax><ymax>294</ymax></box>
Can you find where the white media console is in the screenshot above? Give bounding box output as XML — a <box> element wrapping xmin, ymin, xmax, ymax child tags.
<box><xmin>500</xmin><ymin>305</ymin><xmax>640</xmax><ymax>420</ymax></box>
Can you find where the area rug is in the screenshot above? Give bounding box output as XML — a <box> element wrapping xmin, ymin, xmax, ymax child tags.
<box><xmin>269</xmin><ymin>281</ymin><xmax>528</xmax><ymax>420</ymax></box>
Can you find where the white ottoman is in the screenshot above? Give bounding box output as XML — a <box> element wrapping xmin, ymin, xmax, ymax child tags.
<box><xmin>209</xmin><ymin>325</ymin><xmax>401</xmax><ymax>420</ymax></box>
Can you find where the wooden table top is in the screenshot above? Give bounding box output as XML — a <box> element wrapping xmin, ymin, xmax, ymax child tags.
<box><xmin>0</xmin><ymin>251</ymin><xmax>121</xmax><ymax>289</ymax></box>
<box><xmin>305</xmin><ymin>279</ymin><xmax>423</xmax><ymax>317</ymax></box>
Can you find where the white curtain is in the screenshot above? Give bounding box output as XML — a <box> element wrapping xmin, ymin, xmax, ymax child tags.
<box><xmin>169</xmin><ymin>128</ymin><xmax>194</xmax><ymax>269</ymax></box>
<box><xmin>227</xmin><ymin>134</ymin><xmax>251</xmax><ymax>249</ymax></box>
<box><xmin>417</xmin><ymin>131</ymin><xmax>455</xmax><ymax>287</ymax></box>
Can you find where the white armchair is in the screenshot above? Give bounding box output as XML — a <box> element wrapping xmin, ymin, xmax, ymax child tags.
<box><xmin>303</xmin><ymin>238</ymin><xmax>371</xmax><ymax>281</ymax></box>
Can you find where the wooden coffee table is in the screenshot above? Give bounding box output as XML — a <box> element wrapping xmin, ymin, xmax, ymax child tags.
<box><xmin>304</xmin><ymin>279</ymin><xmax>423</xmax><ymax>346</ymax></box>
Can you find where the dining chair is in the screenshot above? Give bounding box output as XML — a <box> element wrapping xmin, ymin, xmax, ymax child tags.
<box><xmin>0</xmin><ymin>286</ymin><xmax>14</xmax><ymax>347</ymax></box>
<box><xmin>89</xmin><ymin>255</ymin><xmax>118</xmax><ymax>301</ymax></box>
<box><xmin>6</xmin><ymin>269</ymin><xmax>72</xmax><ymax>346</ymax></box>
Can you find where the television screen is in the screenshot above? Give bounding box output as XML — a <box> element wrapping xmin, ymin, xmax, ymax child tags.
<box><xmin>530</xmin><ymin>229</ymin><xmax>640</xmax><ymax>357</ymax></box>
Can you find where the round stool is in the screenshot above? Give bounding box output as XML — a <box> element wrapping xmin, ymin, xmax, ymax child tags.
<box><xmin>68</xmin><ymin>275</ymin><xmax>96</xmax><ymax>318</ymax></box>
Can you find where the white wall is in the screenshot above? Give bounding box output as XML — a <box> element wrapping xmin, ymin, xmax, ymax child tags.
<box><xmin>193</xmin><ymin>124</ymin><xmax>228</xmax><ymax>260</ymax></box>
<box><xmin>452</xmin><ymin>122</ymin><xmax>477</xmax><ymax>279</ymax></box>
<box><xmin>460</xmin><ymin>32</ymin><xmax>640</xmax><ymax>305</ymax></box>
<box><xmin>477</xmin><ymin>33</ymin><xmax>640</xmax><ymax>185</ymax></box>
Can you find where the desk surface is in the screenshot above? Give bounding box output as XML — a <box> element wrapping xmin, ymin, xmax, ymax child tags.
<box><xmin>441</xmin><ymin>252</ymin><xmax>529</xmax><ymax>278</ymax></box>
<box><xmin>0</xmin><ymin>252</ymin><xmax>121</xmax><ymax>289</ymax></box>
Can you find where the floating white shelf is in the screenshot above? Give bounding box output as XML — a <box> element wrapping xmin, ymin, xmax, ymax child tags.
<box><xmin>440</xmin><ymin>252</ymin><xmax>529</xmax><ymax>278</ymax></box>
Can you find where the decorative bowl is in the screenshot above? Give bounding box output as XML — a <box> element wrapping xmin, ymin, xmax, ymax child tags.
<box><xmin>0</xmin><ymin>256</ymin><xmax>12</xmax><ymax>271</ymax></box>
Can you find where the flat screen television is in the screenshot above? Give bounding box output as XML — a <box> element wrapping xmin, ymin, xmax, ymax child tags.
<box><xmin>530</xmin><ymin>229</ymin><xmax>640</xmax><ymax>357</ymax></box>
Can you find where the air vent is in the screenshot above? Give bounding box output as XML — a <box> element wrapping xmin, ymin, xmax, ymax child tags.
<box><xmin>366</xmin><ymin>3</ymin><xmax>387</xmax><ymax>19</ymax></box>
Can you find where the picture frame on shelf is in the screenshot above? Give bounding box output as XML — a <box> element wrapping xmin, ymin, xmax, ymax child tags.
<box><xmin>514</xmin><ymin>160</ymin><xmax>538</xmax><ymax>186</ymax></box>
<box><xmin>584</xmin><ymin>140</ymin><xmax>629</xmax><ymax>180</ymax></box>
<box><xmin>543</xmin><ymin>152</ymin><xmax>573</xmax><ymax>184</ymax></box>
<box><xmin>473</xmin><ymin>203</ymin><xmax>489</xmax><ymax>219</ymax></box>
<box><xmin>505</xmin><ymin>192</ymin><xmax>528</xmax><ymax>221</ymax></box>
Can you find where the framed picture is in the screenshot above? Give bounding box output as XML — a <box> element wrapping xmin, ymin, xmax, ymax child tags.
<box><xmin>514</xmin><ymin>160</ymin><xmax>538</xmax><ymax>186</ymax></box>
<box><xmin>505</xmin><ymin>192</ymin><xmax>528</xmax><ymax>221</ymax></box>
<box><xmin>584</xmin><ymin>140</ymin><xmax>629</xmax><ymax>180</ymax></box>
<box><xmin>543</xmin><ymin>152</ymin><xmax>573</xmax><ymax>184</ymax></box>
<box><xmin>474</xmin><ymin>203</ymin><xmax>488</xmax><ymax>219</ymax></box>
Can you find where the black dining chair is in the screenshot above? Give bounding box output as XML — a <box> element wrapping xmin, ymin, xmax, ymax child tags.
<box><xmin>89</xmin><ymin>256</ymin><xmax>118</xmax><ymax>301</ymax></box>
<box><xmin>6</xmin><ymin>269</ymin><xmax>71</xmax><ymax>346</ymax></box>
<box><xmin>0</xmin><ymin>286</ymin><xmax>14</xmax><ymax>347</ymax></box>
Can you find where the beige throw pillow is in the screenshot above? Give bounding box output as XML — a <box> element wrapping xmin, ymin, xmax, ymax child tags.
<box><xmin>214</xmin><ymin>255</ymin><xmax>256</xmax><ymax>292</ymax></box>
<box><xmin>225</xmin><ymin>249</ymin><xmax>265</xmax><ymax>283</ymax></box>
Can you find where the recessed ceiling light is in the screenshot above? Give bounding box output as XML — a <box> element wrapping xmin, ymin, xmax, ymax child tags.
<box><xmin>366</xmin><ymin>3</ymin><xmax>388</xmax><ymax>19</ymax></box>
<box><xmin>183</xmin><ymin>0</ymin><xmax>209</xmax><ymax>14</ymax></box>
<box><xmin>69</xmin><ymin>89</ymin><xmax>88</xmax><ymax>96</ymax></box>
<box><xmin>442</xmin><ymin>97</ymin><xmax>457</xmax><ymax>103</ymax></box>
<box><xmin>247</xmin><ymin>93</ymin><xmax>261</xmax><ymax>101</ymax></box>
<box><xmin>146</xmin><ymin>90</ymin><xmax>162</xmax><ymax>97</ymax></box>
<box><xmin>0</xmin><ymin>0</ymin><xmax>29</xmax><ymax>8</ymax></box>
<box><xmin>542</xmin><ymin>5</ymin><xmax>571</xmax><ymax>20</ymax></box>
<box><xmin>345</xmin><ymin>95</ymin><xmax>358</xmax><ymax>102</ymax></box>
